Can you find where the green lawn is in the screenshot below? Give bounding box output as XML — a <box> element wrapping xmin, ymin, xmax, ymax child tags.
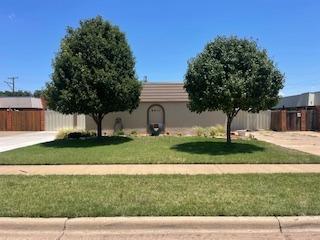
<box><xmin>0</xmin><ymin>136</ymin><xmax>319</xmax><ymax>164</ymax></box>
<box><xmin>0</xmin><ymin>174</ymin><xmax>319</xmax><ymax>217</ymax></box>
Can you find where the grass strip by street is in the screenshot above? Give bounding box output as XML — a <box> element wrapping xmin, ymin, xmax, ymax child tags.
<box><xmin>0</xmin><ymin>174</ymin><xmax>320</xmax><ymax>217</ymax></box>
<box><xmin>0</xmin><ymin>136</ymin><xmax>319</xmax><ymax>164</ymax></box>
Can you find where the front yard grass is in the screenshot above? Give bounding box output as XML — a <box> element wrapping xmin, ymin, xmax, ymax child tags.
<box><xmin>0</xmin><ymin>136</ymin><xmax>319</xmax><ymax>164</ymax></box>
<box><xmin>0</xmin><ymin>174</ymin><xmax>320</xmax><ymax>217</ymax></box>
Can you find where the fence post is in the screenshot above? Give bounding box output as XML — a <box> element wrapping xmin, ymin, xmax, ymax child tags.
<box><xmin>300</xmin><ymin>110</ymin><xmax>307</xmax><ymax>131</ymax></box>
<box><xmin>73</xmin><ymin>114</ymin><xmax>78</xmax><ymax>129</ymax></box>
<box><xmin>279</xmin><ymin>110</ymin><xmax>287</xmax><ymax>131</ymax></box>
<box><xmin>315</xmin><ymin>106</ymin><xmax>320</xmax><ymax>131</ymax></box>
<box><xmin>40</xmin><ymin>110</ymin><xmax>45</xmax><ymax>131</ymax></box>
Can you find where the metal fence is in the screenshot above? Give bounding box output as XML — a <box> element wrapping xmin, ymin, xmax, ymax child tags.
<box><xmin>231</xmin><ymin>110</ymin><xmax>271</xmax><ymax>131</ymax></box>
<box><xmin>45</xmin><ymin>111</ymin><xmax>86</xmax><ymax>131</ymax></box>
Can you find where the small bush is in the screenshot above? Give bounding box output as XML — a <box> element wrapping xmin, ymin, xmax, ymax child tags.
<box><xmin>208</xmin><ymin>124</ymin><xmax>225</xmax><ymax>138</ymax></box>
<box><xmin>113</xmin><ymin>129</ymin><xmax>125</xmax><ymax>136</ymax></box>
<box><xmin>130</xmin><ymin>130</ymin><xmax>138</xmax><ymax>136</ymax></box>
<box><xmin>56</xmin><ymin>129</ymin><xmax>75</xmax><ymax>139</ymax></box>
<box><xmin>193</xmin><ymin>126</ymin><xmax>206</xmax><ymax>137</ymax></box>
<box><xmin>56</xmin><ymin>129</ymin><xmax>96</xmax><ymax>140</ymax></box>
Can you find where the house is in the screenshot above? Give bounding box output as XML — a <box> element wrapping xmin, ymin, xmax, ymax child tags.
<box><xmin>271</xmin><ymin>92</ymin><xmax>320</xmax><ymax>131</ymax></box>
<box><xmin>85</xmin><ymin>83</ymin><xmax>270</xmax><ymax>134</ymax></box>
<box><xmin>0</xmin><ymin>97</ymin><xmax>45</xmax><ymax>131</ymax></box>
<box><xmin>0</xmin><ymin>85</ymin><xmax>272</xmax><ymax>133</ymax></box>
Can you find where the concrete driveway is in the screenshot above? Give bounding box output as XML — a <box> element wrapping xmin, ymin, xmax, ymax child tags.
<box><xmin>252</xmin><ymin>131</ymin><xmax>320</xmax><ymax>156</ymax></box>
<box><xmin>0</xmin><ymin>131</ymin><xmax>56</xmax><ymax>153</ymax></box>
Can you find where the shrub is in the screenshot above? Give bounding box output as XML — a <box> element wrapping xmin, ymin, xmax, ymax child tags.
<box><xmin>56</xmin><ymin>129</ymin><xmax>96</xmax><ymax>140</ymax></box>
<box><xmin>113</xmin><ymin>129</ymin><xmax>125</xmax><ymax>136</ymax></box>
<box><xmin>56</xmin><ymin>129</ymin><xmax>73</xmax><ymax>139</ymax></box>
<box><xmin>193</xmin><ymin>126</ymin><xmax>206</xmax><ymax>137</ymax></box>
<box><xmin>208</xmin><ymin>124</ymin><xmax>225</xmax><ymax>137</ymax></box>
<box><xmin>130</xmin><ymin>130</ymin><xmax>138</xmax><ymax>136</ymax></box>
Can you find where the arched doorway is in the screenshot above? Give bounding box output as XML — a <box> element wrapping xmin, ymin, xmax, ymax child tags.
<box><xmin>147</xmin><ymin>104</ymin><xmax>165</xmax><ymax>133</ymax></box>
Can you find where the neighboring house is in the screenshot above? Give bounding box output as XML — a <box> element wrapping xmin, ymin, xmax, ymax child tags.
<box><xmin>273</xmin><ymin>92</ymin><xmax>320</xmax><ymax>110</ymax></box>
<box><xmin>271</xmin><ymin>92</ymin><xmax>320</xmax><ymax>131</ymax></box>
<box><xmin>85</xmin><ymin>83</ymin><xmax>270</xmax><ymax>134</ymax></box>
<box><xmin>0</xmin><ymin>97</ymin><xmax>45</xmax><ymax>131</ymax></box>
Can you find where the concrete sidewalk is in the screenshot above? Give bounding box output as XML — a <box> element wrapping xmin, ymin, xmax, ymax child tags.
<box><xmin>0</xmin><ymin>131</ymin><xmax>56</xmax><ymax>153</ymax></box>
<box><xmin>1</xmin><ymin>164</ymin><xmax>320</xmax><ymax>175</ymax></box>
<box><xmin>1</xmin><ymin>216</ymin><xmax>320</xmax><ymax>240</ymax></box>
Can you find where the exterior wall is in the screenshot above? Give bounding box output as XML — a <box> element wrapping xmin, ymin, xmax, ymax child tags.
<box><xmin>45</xmin><ymin>110</ymin><xmax>86</xmax><ymax>131</ymax></box>
<box><xmin>85</xmin><ymin>102</ymin><xmax>272</xmax><ymax>133</ymax></box>
<box><xmin>85</xmin><ymin>102</ymin><xmax>226</xmax><ymax>133</ymax></box>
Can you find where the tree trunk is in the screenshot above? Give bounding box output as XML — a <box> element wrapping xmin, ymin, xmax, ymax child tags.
<box><xmin>91</xmin><ymin>114</ymin><xmax>105</xmax><ymax>138</ymax></box>
<box><xmin>226</xmin><ymin>116</ymin><xmax>232</xmax><ymax>144</ymax></box>
<box><xmin>97</xmin><ymin>118</ymin><xmax>102</xmax><ymax>138</ymax></box>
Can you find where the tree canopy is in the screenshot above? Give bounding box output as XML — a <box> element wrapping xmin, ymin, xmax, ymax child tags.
<box><xmin>0</xmin><ymin>90</ymin><xmax>43</xmax><ymax>97</ymax></box>
<box><xmin>184</xmin><ymin>36</ymin><xmax>284</xmax><ymax>143</ymax></box>
<box><xmin>45</xmin><ymin>16</ymin><xmax>142</xmax><ymax>136</ymax></box>
<box><xmin>0</xmin><ymin>90</ymin><xmax>32</xmax><ymax>97</ymax></box>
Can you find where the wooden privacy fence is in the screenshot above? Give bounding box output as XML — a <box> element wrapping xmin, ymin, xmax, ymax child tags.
<box><xmin>0</xmin><ymin>110</ymin><xmax>44</xmax><ymax>131</ymax></box>
<box><xmin>271</xmin><ymin>109</ymin><xmax>320</xmax><ymax>131</ymax></box>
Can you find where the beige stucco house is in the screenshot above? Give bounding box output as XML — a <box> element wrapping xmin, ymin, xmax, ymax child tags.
<box><xmin>85</xmin><ymin>83</ymin><xmax>227</xmax><ymax>134</ymax></box>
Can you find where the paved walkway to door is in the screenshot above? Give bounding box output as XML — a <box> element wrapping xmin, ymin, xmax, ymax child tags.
<box><xmin>252</xmin><ymin>131</ymin><xmax>320</xmax><ymax>156</ymax></box>
<box><xmin>0</xmin><ymin>131</ymin><xmax>56</xmax><ymax>153</ymax></box>
<box><xmin>1</xmin><ymin>164</ymin><xmax>320</xmax><ymax>175</ymax></box>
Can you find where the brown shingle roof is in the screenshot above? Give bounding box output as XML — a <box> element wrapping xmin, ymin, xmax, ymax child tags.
<box><xmin>140</xmin><ymin>83</ymin><xmax>189</xmax><ymax>102</ymax></box>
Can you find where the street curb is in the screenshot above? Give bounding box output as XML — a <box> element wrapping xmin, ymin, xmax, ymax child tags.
<box><xmin>278</xmin><ymin>216</ymin><xmax>320</xmax><ymax>232</ymax></box>
<box><xmin>0</xmin><ymin>218</ymin><xmax>67</xmax><ymax>231</ymax></box>
<box><xmin>0</xmin><ymin>217</ymin><xmax>320</xmax><ymax>234</ymax></box>
<box><xmin>66</xmin><ymin>217</ymin><xmax>279</xmax><ymax>233</ymax></box>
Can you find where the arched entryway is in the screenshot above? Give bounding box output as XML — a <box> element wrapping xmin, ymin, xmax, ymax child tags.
<box><xmin>147</xmin><ymin>104</ymin><xmax>165</xmax><ymax>133</ymax></box>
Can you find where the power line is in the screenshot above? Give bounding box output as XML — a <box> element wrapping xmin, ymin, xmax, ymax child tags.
<box><xmin>4</xmin><ymin>76</ymin><xmax>18</xmax><ymax>93</ymax></box>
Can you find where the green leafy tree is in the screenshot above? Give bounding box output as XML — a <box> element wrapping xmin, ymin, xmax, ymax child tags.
<box><xmin>184</xmin><ymin>36</ymin><xmax>284</xmax><ymax>143</ymax></box>
<box><xmin>0</xmin><ymin>90</ymin><xmax>32</xmax><ymax>97</ymax></box>
<box><xmin>33</xmin><ymin>90</ymin><xmax>44</xmax><ymax>98</ymax></box>
<box><xmin>45</xmin><ymin>16</ymin><xmax>142</xmax><ymax>137</ymax></box>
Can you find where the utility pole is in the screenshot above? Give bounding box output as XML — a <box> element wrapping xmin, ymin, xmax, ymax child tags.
<box><xmin>5</xmin><ymin>76</ymin><xmax>18</xmax><ymax>93</ymax></box>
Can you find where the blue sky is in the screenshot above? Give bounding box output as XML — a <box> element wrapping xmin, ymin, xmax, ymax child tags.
<box><xmin>0</xmin><ymin>0</ymin><xmax>319</xmax><ymax>96</ymax></box>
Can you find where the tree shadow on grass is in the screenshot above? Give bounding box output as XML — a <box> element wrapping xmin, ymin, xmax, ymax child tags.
<box><xmin>40</xmin><ymin>136</ymin><xmax>133</xmax><ymax>148</ymax></box>
<box><xmin>171</xmin><ymin>141</ymin><xmax>265</xmax><ymax>156</ymax></box>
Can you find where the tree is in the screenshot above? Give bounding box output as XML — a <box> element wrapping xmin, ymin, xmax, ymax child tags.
<box><xmin>45</xmin><ymin>16</ymin><xmax>142</xmax><ymax>137</ymax></box>
<box><xmin>0</xmin><ymin>90</ymin><xmax>32</xmax><ymax>97</ymax></box>
<box><xmin>33</xmin><ymin>90</ymin><xmax>44</xmax><ymax>98</ymax></box>
<box><xmin>184</xmin><ymin>36</ymin><xmax>284</xmax><ymax>143</ymax></box>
